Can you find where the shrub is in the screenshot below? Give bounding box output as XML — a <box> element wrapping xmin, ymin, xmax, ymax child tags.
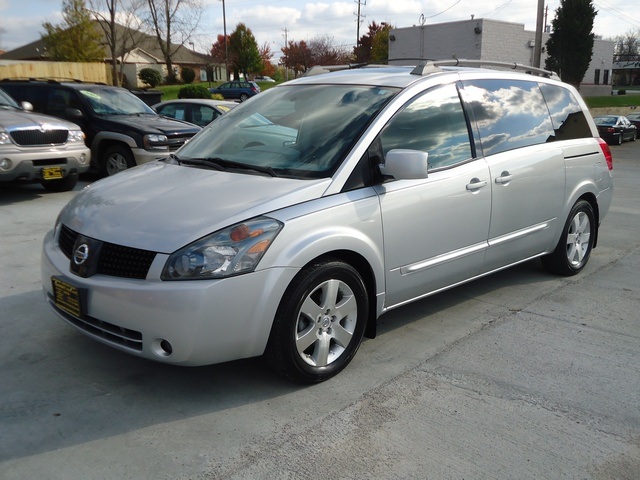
<box><xmin>181</xmin><ymin>66</ymin><xmax>196</xmax><ymax>84</ymax></box>
<box><xmin>211</xmin><ymin>93</ymin><xmax>225</xmax><ymax>101</ymax></box>
<box><xmin>178</xmin><ymin>84</ymin><xmax>212</xmax><ymax>99</ymax></box>
<box><xmin>618</xmin><ymin>89</ymin><xmax>627</xmax><ymax>95</ymax></box>
<box><xmin>138</xmin><ymin>68</ymin><xmax>162</xmax><ymax>88</ymax></box>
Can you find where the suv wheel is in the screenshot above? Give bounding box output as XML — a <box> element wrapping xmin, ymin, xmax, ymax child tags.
<box><xmin>239</xmin><ymin>93</ymin><xmax>249</xmax><ymax>102</ymax></box>
<box><xmin>102</xmin><ymin>145</ymin><xmax>135</xmax><ymax>176</ymax></box>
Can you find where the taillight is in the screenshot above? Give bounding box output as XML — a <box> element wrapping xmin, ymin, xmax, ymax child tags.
<box><xmin>597</xmin><ymin>137</ymin><xmax>613</xmax><ymax>170</ymax></box>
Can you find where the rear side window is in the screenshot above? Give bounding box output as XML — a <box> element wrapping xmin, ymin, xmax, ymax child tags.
<box><xmin>379</xmin><ymin>83</ymin><xmax>472</xmax><ymax>170</ymax></box>
<box><xmin>538</xmin><ymin>83</ymin><xmax>592</xmax><ymax>140</ymax></box>
<box><xmin>460</xmin><ymin>79</ymin><xmax>554</xmax><ymax>156</ymax></box>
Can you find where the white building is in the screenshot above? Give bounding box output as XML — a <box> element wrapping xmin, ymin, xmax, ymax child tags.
<box><xmin>389</xmin><ymin>18</ymin><xmax>614</xmax><ymax>96</ymax></box>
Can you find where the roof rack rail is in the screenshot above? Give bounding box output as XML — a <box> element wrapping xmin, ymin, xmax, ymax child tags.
<box><xmin>0</xmin><ymin>77</ymin><xmax>85</xmax><ymax>83</ymax></box>
<box><xmin>411</xmin><ymin>59</ymin><xmax>560</xmax><ymax>79</ymax></box>
<box><xmin>302</xmin><ymin>63</ymin><xmax>388</xmax><ymax>77</ymax></box>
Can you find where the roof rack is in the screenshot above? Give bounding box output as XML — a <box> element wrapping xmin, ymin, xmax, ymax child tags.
<box><xmin>410</xmin><ymin>59</ymin><xmax>560</xmax><ymax>80</ymax></box>
<box><xmin>0</xmin><ymin>77</ymin><xmax>87</xmax><ymax>83</ymax></box>
<box><xmin>302</xmin><ymin>63</ymin><xmax>389</xmax><ymax>77</ymax></box>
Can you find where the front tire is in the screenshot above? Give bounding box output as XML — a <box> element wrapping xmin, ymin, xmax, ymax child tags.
<box><xmin>40</xmin><ymin>172</ymin><xmax>78</xmax><ymax>192</ymax></box>
<box><xmin>101</xmin><ymin>145</ymin><xmax>135</xmax><ymax>176</ymax></box>
<box><xmin>542</xmin><ymin>200</ymin><xmax>595</xmax><ymax>276</ymax></box>
<box><xmin>265</xmin><ymin>259</ymin><xmax>369</xmax><ymax>383</ymax></box>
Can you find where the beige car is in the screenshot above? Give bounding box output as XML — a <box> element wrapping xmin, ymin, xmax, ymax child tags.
<box><xmin>0</xmin><ymin>88</ymin><xmax>90</xmax><ymax>191</ymax></box>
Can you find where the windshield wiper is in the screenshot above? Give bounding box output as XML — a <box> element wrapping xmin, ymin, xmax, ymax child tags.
<box><xmin>179</xmin><ymin>157</ymin><xmax>278</xmax><ymax>177</ymax></box>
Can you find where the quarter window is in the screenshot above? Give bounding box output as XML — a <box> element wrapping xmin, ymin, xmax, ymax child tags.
<box><xmin>460</xmin><ymin>79</ymin><xmax>555</xmax><ymax>156</ymax></box>
<box><xmin>379</xmin><ymin>83</ymin><xmax>472</xmax><ymax>170</ymax></box>
<box><xmin>538</xmin><ymin>83</ymin><xmax>592</xmax><ymax>141</ymax></box>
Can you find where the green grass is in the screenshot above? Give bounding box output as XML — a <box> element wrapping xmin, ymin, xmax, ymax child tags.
<box><xmin>154</xmin><ymin>82</ymin><xmax>280</xmax><ymax>101</ymax></box>
<box><xmin>585</xmin><ymin>94</ymin><xmax>640</xmax><ymax>108</ymax></box>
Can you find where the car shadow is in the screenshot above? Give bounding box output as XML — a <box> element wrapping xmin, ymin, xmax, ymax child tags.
<box><xmin>0</xmin><ymin>258</ymin><xmax>557</xmax><ymax>462</ymax></box>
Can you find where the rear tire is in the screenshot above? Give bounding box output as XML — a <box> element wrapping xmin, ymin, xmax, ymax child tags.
<box><xmin>239</xmin><ymin>93</ymin><xmax>249</xmax><ymax>102</ymax></box>
<box><xmin>265</xmin><ymin>258</ymin><xmax>368</xmax><ymax>383</ymax></box>
<box><xmin>542</xmin><ymin>200</ymin><xmax>595</xmax><ymax>276</ymax></box>
<box><xmin>101</xmin><ymin>145</ymin><xmax>135</xmax><ymax>177</ymax></box>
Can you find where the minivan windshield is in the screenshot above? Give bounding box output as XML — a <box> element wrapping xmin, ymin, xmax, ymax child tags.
<box><xmin>79</xmin><ymin>87</ymin><xmax>156</xmax><ymax>116</ymax></box>
<box><xmin>176</xmin><ymin>84</ymin><xmax>399</xmax><ymax>178</ymax></box>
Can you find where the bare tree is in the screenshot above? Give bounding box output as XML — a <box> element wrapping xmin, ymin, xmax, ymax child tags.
<box><xmin>143</xmin><ymin>0</ymin><xmax>203</xmax><ymax>83</ymax></box>
<box><xmin>613</xmin><ymin>30</ymin><xmax>640</xmax><ymax>62</ymax></box>
<box><xmin>88</xmin><ymin>0</ymin><xmax>145</xmax><ymax>86</ymax></box>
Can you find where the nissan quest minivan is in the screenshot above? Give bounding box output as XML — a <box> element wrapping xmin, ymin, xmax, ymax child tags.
<box><xmin>41</xmin><ymin>61</ymin><xmax>613</xmax><ymax>383</ymax></box>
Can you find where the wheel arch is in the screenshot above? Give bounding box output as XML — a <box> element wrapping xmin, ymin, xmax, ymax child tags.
<box><xmin>302</xmin><ymin>249</ymin><xmax>379</xmax><ymax>339</ymax></box>
<box><xmin>90</xmin><ymin>132</ymin><xmax>137</xmax><ymax>165</ymax></box>
<box><xmin>577</xmin><ymin>191</ymin><xmax>600</xmax><ymax>248</ymax></box>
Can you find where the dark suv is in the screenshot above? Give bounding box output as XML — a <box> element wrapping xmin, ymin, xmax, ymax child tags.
<box><xmin>0</xmin><ymin>80</ymin><xmax>201</xmax><ymax>176</ymax></box>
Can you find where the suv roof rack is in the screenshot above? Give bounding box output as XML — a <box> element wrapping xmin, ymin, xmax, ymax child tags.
<box><xmin>0</xmin><ymin>77</ymin><xmax>107</xmax><ymax>84</ymax></box>
<box><xmin>410</xmin><ymin>59</ymin><xmax>560</xmax><ymax>80</ymax></box>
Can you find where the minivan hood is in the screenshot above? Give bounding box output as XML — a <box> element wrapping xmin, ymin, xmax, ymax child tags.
<box><xmin>60</xmin><ymin>161</ymin><xmax>330</xmax><ymax>252</ymax></box>
<box><xmin>101</xmin><ymin>114</ymin><xmax>200</xmax><ymax>135</ymax></box>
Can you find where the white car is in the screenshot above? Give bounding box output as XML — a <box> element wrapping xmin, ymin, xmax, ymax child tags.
<box><xmin>154</xmin><ymin>99</ymin><xmax>237</xmax><ymax>127</ymax></box>
<box><xmin>41</xmin><ymin>61</ymin><xmax>613</xmax><ymax>383</ymax></box>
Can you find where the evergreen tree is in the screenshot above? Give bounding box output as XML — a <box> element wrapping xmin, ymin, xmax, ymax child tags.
<box><xmin>228</xmin><ymin>23</ymin><xmax>262</xmax><ymax>79</ymax></box>
<box><xmin>545</xmin><ymin>0</ymin><xmax>597</xmax><ymax>87</ymax></box>
<box><xmin>42</xmin><ymin>0</ymin><xmax>103</xmax><ymax>62</ymax></box>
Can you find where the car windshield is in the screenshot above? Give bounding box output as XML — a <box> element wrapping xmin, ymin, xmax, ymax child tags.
<box><xmin>177</xmin><ymin>84</ymin><xmax>399</xmax><ymax>178</ymax></box>
<box><xmin>79</xmin><ymin>87</ymin><xmax>156</xmax><ymax>115</ymax></box>
<box><xmin>594</xmin><ymin>116</ymin><xmax>617</xmax><ymax>126</ymax></box>
<box><xmin>0</xmin><ymin>88</ymin><xmax>21</xmax><ymax>109</ymax></box>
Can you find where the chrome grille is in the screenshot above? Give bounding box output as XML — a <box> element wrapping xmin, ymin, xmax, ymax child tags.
<box><xmin>10</xmin><ymin>129</ymin><xmax>68</xmax><ymax>146</ymax></box>
<box><xmin>59</xmin><ymin>224</ymin><xmax>157</xmax><ymax>280</ymax></box>
<box><xmin>167</xmin><ymin>133</ymin><xmax>195</xmax><ymax>151</ymax></box>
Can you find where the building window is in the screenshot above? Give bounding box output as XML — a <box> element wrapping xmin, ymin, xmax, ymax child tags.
<box><xmin>594</xmin><ymin>69</ymin><xmax>601</xmax><ymax>85</ymax></box>
<box><xmin>603</xmin><ymin>69</ymin><xmax>610</xmax><ymax>85</ymax></box>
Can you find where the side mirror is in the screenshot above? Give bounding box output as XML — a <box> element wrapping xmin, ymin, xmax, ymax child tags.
<box><xmin>379</xmin><ymin>149</ymin><xmax>429</xmax><ymax>180</ymax></box>
<box><xmin>65</xmin><ymin>108</ymin><xmax>83</xmax><ymax>119</ymax></box>
<box><xmin>21</xmin><ymin>101</ymin><xmax>33</xmax><ymax>112</ymax></box>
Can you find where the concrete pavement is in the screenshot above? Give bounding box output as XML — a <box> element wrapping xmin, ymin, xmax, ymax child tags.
<box><xmin>0</xmin><ymin>142</ymin><xmax>638</xmax><ymax>479</ymax></box>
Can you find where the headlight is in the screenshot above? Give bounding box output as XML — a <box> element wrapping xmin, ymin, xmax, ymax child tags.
<box><xmin>162</xmin><ymin>217</ymin><xmax>283</xmax><ymax>280</ymax></box>
<box><xmin>67</xmin><ymin>130</ymin><xmax>85</xmax><ymax>143</ymax></box>
<box><xmin>143</xmin><ymin>133</ymin><xmax>169</xmax><ymax>151</ymax></box>
<box><xmin>0</xmin><ymin>131</ymin><xmax>11</xmax><ymax>145</ymax></box>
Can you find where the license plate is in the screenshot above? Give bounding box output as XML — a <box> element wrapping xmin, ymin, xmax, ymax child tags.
<box><xmin>42</xmin><ymin>167</ymin><xmax>64</xmax><ymax>180</ymax></box>
<box><xmin>51</xmin><ymin>277</ymin><xmax>85</xmax><ymax>318</ymax></box>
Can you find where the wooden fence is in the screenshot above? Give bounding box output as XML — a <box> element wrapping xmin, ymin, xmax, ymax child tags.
<box><xmin>0</xmin><ymin>61</ymin><xmax>112</xmax><ymax>84</ymax></box>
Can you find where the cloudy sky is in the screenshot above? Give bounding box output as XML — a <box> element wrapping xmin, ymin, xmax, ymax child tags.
<box><xmin>0</xmin><ymin>0</ymin><xmax>638</xmax><ymax>58</ymax></box>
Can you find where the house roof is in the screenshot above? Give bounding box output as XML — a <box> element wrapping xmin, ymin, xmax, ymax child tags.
<box><xmin>0</xmin><ymin>20</ymin><xmax>211</xmax><ymax>66</ymax></box>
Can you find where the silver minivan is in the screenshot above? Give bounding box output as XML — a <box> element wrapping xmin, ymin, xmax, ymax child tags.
<box><xmin>41</xmin><ymin>61</ymin><xmax>613</xmax><ymax>383</ymax></box>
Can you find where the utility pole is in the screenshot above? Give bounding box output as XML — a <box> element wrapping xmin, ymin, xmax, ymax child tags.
<box><xmin>533</xmin><ymin>0</ymin><xmax>545</xmax><ymax>68</ymax></box>
<box><xmin>354</xmin><ymin>0</ymin><xmax>366</xmax><ymax>49</ymax></box>
<box><xmin>221</xmin><ymin>0</ymin><xmax>229</xmax><ymax>80</ymax></box>
<box><xmin>282</xmin><ymin>27</ymin><xmax>289</xmax><ymax>81</ymax></box>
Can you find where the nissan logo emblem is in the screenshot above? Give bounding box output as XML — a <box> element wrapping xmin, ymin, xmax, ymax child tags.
<box><xmin>73</xmin><ymin>243</ymin><xmax>90</xmax><ymax>265</ymax></box>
